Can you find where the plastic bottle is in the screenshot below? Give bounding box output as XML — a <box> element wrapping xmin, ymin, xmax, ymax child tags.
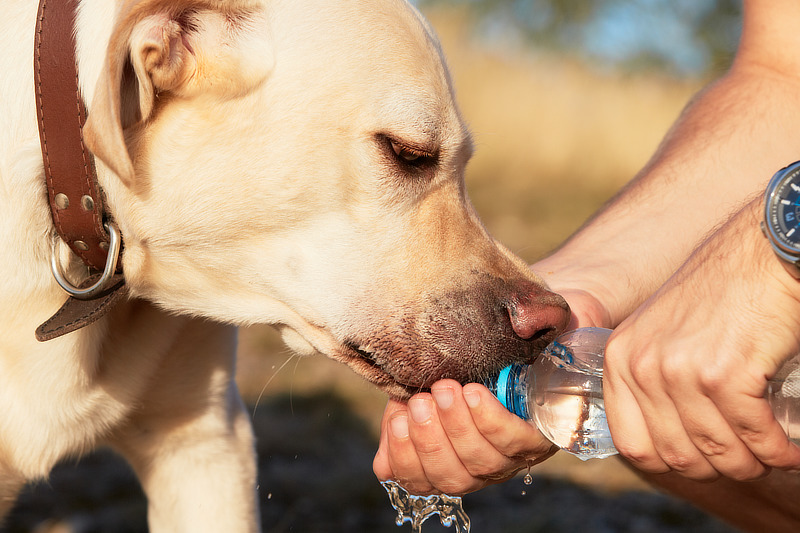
<box><xmin>487</xmin><ymin>327</ymin><xmax>800</xmax><ymax>460</ymax></box>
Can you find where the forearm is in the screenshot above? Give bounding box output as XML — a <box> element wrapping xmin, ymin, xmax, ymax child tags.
<box><xmin>536</xmin><ymin>64</ymin><xmax>800</xmax><ymax>325</ymax></box>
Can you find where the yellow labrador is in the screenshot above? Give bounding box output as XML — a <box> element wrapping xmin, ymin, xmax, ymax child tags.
<box><xmin>0</xmin><ymin>0</ymin><xmax>569</xmax><ymax>531</ymax></box>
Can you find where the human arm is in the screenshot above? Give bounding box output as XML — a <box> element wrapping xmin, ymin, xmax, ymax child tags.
<box><xmin>534</xmin><ymin>0</ymin><xmax>800</xmax><ymax>326</ymax></box>
<box><xmin>544</xmin><ymin>0</ymin><xmax>800</xmax><ymax>481</ymax></box>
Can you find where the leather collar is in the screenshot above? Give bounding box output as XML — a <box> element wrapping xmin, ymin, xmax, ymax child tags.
<box><xmin>34</xmin><ymin>0</ymin><xmax>127</xmax><ymax>341</ymax></box>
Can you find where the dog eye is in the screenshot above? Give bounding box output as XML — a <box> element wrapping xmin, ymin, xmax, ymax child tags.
<box><xmin>386</xmin><ymin>138</ymin><xmax>436</xmax><ymax>168</ymax></box>
<box><xmin>390</xmin><ymin>140</ymin><xmax>424</xmax><ymax>162</ymax></box>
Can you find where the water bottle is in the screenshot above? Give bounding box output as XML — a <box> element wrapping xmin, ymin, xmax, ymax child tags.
<box><xmin>487</xmin><ymin>327</ymin><xmax>800</xmax><ymax>460</ymax></box>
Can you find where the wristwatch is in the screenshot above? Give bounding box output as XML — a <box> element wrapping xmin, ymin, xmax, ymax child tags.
<box><xmin>763</xmin><ymin>160</ymin><xmax>800</xmax><ymax>278</ymax></box>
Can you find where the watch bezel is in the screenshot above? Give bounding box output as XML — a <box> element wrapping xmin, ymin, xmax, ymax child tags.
<box><xmin>764</xmin><ymin>160</ymin><xmax>800</xmax><ymax>263</ymax></box>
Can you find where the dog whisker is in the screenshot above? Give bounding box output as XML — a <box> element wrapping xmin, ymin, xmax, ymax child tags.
<box><xmin>252</xmin><ymin>350</ymin><xmax>298</xmax><ymax>418</ymax></box>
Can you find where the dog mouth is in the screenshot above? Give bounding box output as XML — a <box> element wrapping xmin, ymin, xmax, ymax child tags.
<box><xmin>276</xmin><ymin>318</ymin><xmax>428</xmax><ymax>399</ymax></box>
<box><xmin>336</xmin><ymin>333</ymin><xmax>536</xmax><ymax>401</ymax></box>
<box><xmin>291</xmin><ymin>275</ymin><xmax>570</xmax><ymax>401</ymax></box>
<box><xmin>338</xmin><ymin>341</ymin><xmax>426</xmax><ymax>400</ymax></box>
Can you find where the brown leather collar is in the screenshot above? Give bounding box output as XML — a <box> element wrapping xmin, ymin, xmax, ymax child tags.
<box><xmin>34</xmin><ymin>0</ymin><xmax>127</xmax><ymax>341</ymax></box>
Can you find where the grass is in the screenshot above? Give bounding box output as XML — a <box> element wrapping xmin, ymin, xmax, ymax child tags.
<box><xmin>426</xmin><ymin>7</ymin><xmax>702</xmax><ymax>261</ymax></box>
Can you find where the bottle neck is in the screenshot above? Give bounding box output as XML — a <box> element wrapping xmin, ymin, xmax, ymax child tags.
<box><xmin>487</xmin><ymin>364</ymin><xmax>531</xmax><ymax>420</ymax></box>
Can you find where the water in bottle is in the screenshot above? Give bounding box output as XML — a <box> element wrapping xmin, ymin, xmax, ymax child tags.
<box><xmin>768</xmin><ymin>355</ymin><xmax>800</xmax><ymax>443</ymax></box>
<box><xmin>488</xmin><ymin>327</ymin><xmax>800</xmax><ymax>460</ymax></box>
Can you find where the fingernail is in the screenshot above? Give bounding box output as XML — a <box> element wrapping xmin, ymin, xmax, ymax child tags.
<box><xmin>409</xmin><ymin>397</ymin><xmax>433</xmax><ymax>424</ymax></box>
<box><xmin>390</xmin><ymin>413</ymin><xmax>409</xmax><ymax>439</ymax></box>
<box><xmin>463</xmin><ymin>387</ymin><xmax>481</xmax><ymax>409</ymax></box>
<box><xmin>432</xmin><ymin>387</ymin><xmax>454</xmax><ymax>410</ymax></box>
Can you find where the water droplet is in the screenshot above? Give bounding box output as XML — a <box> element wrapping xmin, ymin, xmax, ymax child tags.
<box><xmin>523</xmin><ymin>473</ymin><xmax>533</xmax><ymax>485</ymax></box>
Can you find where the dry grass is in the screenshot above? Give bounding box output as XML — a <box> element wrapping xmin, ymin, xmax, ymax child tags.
<box><xmin>236</xmin><ymin>8</ymin><xmax>707</xmax><ymax>494</ymax></box>
<box><xmin>427</xmin><ymin>8</ymin><xmax>702</xmax><ymax>260</ymax></box>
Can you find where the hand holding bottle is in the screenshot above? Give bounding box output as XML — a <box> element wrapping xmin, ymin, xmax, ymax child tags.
<box><xmin>601</xmin><ymin>199</ymin><xmax>800</xmax><ymax>481</ymax></box>
<box><xmin>488</xmin><ymin>327</ymin><xmax>800</xmax><ymax>462</ymax></box>
<box><xmin>372</xmin><ymin>288</ymin><xmax>609</xmax><ymax>496</ymax></box>
<box><xmin>372</xmin><ymin>380</ymin><xmax>555</xmax><ymax>496</ymax></box>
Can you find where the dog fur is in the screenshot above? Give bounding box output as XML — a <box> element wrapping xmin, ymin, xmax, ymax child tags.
<box><xmin>0</xmin><ymin>0</ymin><xmax>570</xmax><ymax>530</ymax></box>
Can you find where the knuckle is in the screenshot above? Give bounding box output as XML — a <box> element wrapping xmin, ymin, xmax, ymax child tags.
<box><xmin>602</xmin><ymin>335</ymin><xmax>626</xmax><ymax>366</ymax></box>
<box><xmin>615</xmin><ymin>442</ymin><xmax>664</xmax><ymax>472</ymax></box>
<box><xmin>465</xmin><ymin>458</ymin><xmax>518</xmax><ymax>480</ymax></box>
<box><xmin>659</xmin><ymin>357</ymin><xmax>686</xmax><ymax>387</ymax></box>
<box><xmin>660</xmin><ymin>451</ymin><xmax>696</xmax><ymax>472</ymax></box>
<box><xmin>736</xmin><ymin>425</ymin><xmax>767</xmax><ymax>445</ymax></box>
<box><xmin>627</xmin><ymin>352</ymin><xmax>659</xmax><ymax>384</ymax></box>
<box><xmin>411</xmin><ymin>439</ymin><xmax>447</xmax><ymax>459</ymax></box>
<box><xmin>477</xmin><ymin>417</ymin><xmax>507</xmax><ymax>441</ymax></box>
<box><xmin>730</xmin><ymin>463</ymin><xmax>768</xmax><ymax>482</ymax></box>
<box><xmin>694</xmin><ymin>435</ymin><xmax>729</xmax><ymax>458</ymax></box>
<box><xmin>444</xmin><ymin>424</ymin><xmax>473</xmax><ymax>443</ymax></box>
<box><xmin>476</xmin><ymin>420</ymin><xmax>523</xmax><ymax>453</ymax></box>
<box><xmin>504</xmin><ymin>434</ymin><xmax>553</xmax><ymax>459</ymax></box>
<box><xmin>696</xmin><ymin>366</ymin><xmax>727</xmax><ymax>394</ymax></box>
<box><xmin>659</xmin><ymin>451</ymin><xmax>717</xmax><ymax>481</ymax></box>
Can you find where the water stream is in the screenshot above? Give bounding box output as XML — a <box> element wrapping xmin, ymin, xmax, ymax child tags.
<box><xmin>381</xmin><ymin>480</ymin><xmax>470</xmax><ymax>533</ymax></box>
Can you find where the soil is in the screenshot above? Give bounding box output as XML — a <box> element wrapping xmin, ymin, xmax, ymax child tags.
<box><xmin>0</xmin><ymin>388</ymin><xmax>739</xmax><ymax>533</ymax></box>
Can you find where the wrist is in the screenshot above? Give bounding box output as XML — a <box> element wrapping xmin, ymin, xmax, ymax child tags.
<box><xmin>754</xmin><ymin>199</ymin><xmax>800</xmax><ymax>308</ymax></box>
<box><xmin>740</xmin><ymin>198</ymin><xmax>800</xmax><ymax>353</ymax></box>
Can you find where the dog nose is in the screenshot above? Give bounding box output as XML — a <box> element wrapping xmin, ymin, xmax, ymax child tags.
<box><xmin>507</xmin><ymin>291</ymin><xmax>571</xmax><ymax>341</ymax></box>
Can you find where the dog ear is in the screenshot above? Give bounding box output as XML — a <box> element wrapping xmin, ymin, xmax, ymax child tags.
<box><xmin>84</xmin><ymin>0</ymin><xmax>271</xmax><ymax>186</ymax></box>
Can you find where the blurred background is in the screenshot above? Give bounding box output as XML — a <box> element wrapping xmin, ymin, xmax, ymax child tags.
<box><xmin>4</xmin><ymin>1</ymin><xmax>746</xmax><ymax>532</ymax></box>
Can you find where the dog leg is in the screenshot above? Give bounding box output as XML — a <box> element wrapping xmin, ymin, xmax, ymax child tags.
<box><xmin>114</xmin><ymin>393</ymin><xmax>259</xmax><ymax>533</ymax></box>
<box><xmin>0</xmin><ymin>467</ymin><xmax>24</xmax><ymax>521</ymax></box>
<box><xmin>108</xmin><ymin>321</ymin><xmax>260</xmax><ymax>533</ymax></box>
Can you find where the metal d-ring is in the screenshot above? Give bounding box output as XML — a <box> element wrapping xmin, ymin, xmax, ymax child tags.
<box><xmin>50</xmin><ymin>222</ymin><xmax>121</xmax><ymax>300</ymax></box>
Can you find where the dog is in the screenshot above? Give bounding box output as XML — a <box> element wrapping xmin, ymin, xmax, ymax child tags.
<box><xmin>0</xmin><ymin>0</ymin><xmax>571</xmax><ymax>530</ymax></box>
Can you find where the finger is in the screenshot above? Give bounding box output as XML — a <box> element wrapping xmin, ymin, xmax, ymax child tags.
<box><xmin>384</xmin><ymin>407</ymin><xmax>439</xmax><ymax>495</ymax></box>
<box><xmin>406</xmin><ymin>393</ymin><xmax>485</xmax><ymax>495</ymax></box>
<box><xmin>461</xmin><ymin>383</ymin><xmax>556</xmax><ymax>463</ymax></box>
<box><xmin>605</xmin><ymin>336</ymin><xmax>720</xmax><ymax>480</ymax></box>
<box><xmin>603</xmin><ymin>357</ymin><xmax>670</xmax><ymax>474</ymax></box>
<box><xmin>634</xmin><ymin>386</ymin><xmax>720</xmax><ymax>480</ymax></box>
<box><xmin>671</xmin><ymin>391</ymin><xmax>768</xmax><ymax>480</ymax></box>
<box><xmin>715</xmin><ymin>387</ymin><xmax>800</xmax><ymax>471</ymax></box>
<box><xmin>373</xmin><ymin>420</ymin><xmax>392</xmax><ymax>480</ymax></box>
<box><xmin>431</xmin><ymin>380</ymin><xmax>525</xmax><ymax>481</ymax></box>
<box><xmin>373</xmin><ymin>400</ymin><xmax>403</xmax><ymax>481</ymax></box>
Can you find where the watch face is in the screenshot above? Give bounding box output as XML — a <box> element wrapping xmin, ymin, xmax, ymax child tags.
<box><xmin>766</xmin><ymin>162</ymin><xmax>800</xmax><ymax>254</ymax></box>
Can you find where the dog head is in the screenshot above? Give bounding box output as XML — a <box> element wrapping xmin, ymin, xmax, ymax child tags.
<box><xmin>81</xmin><ymin>0</ymin><xmax>569</xmax><ymax>399</ymax></box>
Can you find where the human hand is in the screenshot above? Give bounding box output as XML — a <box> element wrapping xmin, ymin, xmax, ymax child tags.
<box><xmin>603</xmin><ymin>199</ymin><xmax>800</xmax><ymax>481</ymax></box>
<box><xmin>371</xmin><ymin>280</ymin><xmax>616</xmax><ymax>495</ymax></box>
<box><xmin>372</xmin><ymin>379</ymin><xmax>556</xmax><ymax>495</ymax></box>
